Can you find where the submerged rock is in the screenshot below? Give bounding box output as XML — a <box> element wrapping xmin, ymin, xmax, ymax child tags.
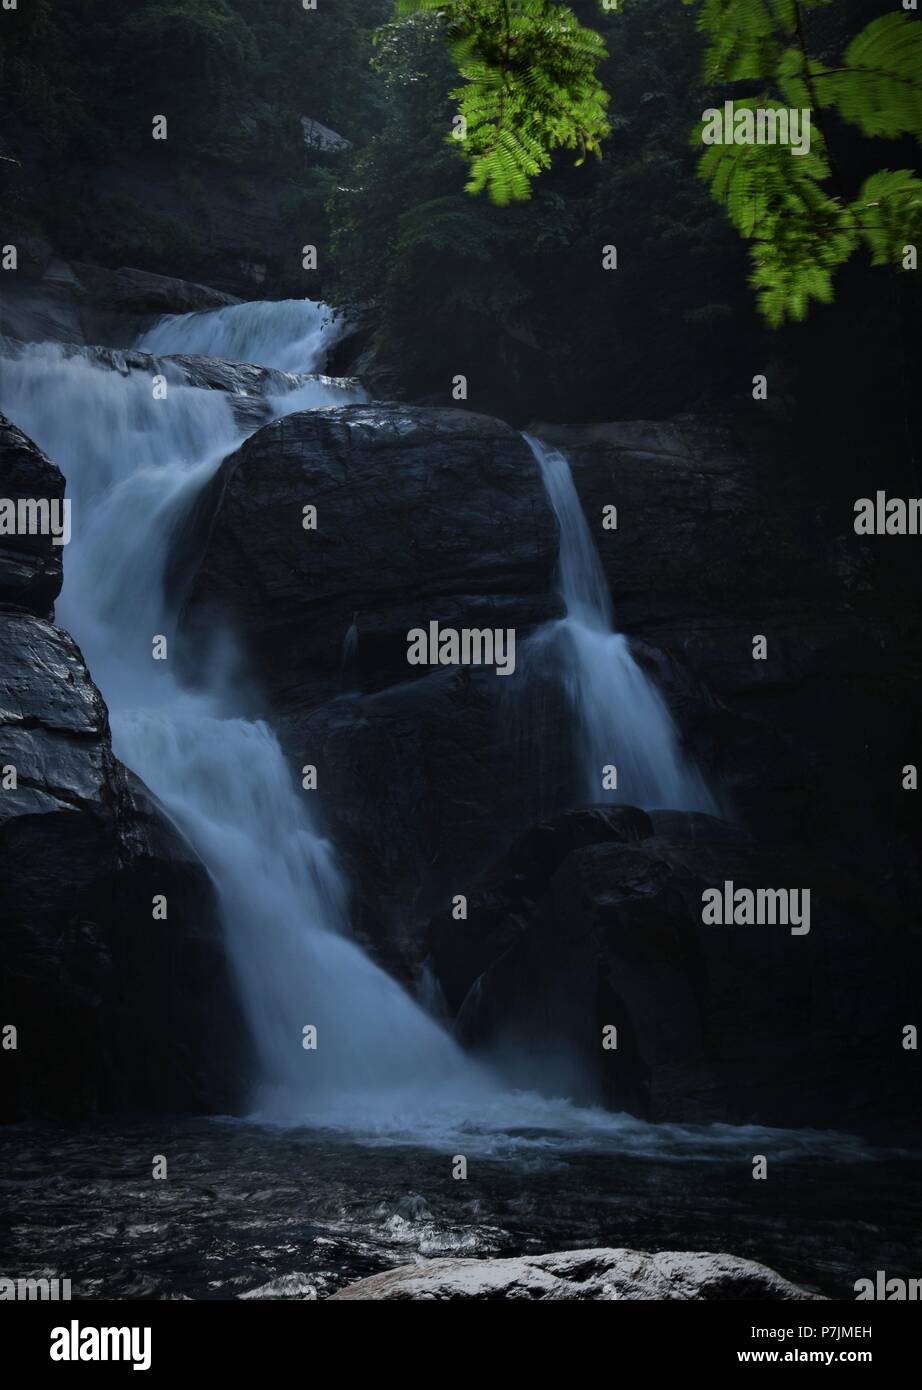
<box><xmin>328</xmin><ymin>1247</ymin><xmax>823</xmax><ymax>1300</ymax></box>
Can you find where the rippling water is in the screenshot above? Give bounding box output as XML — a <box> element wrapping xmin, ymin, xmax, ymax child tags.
<box><xmin>2</xmin><ymin>1120</ymin><xmax>919</xmax><ymax>1300</ymax></box>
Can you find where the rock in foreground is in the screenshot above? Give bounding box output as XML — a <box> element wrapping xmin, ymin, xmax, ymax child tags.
<box><xmin>328</xmin><ymin>1247</ymin><xmax>822</xmax><ymax>1301</ymax></box>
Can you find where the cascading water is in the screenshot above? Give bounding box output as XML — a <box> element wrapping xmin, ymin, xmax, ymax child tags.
<box><xmin>0</xmin><ymin>303</ymin><xmax>489</xmax><ymax>1127</ymax></box>
<box><xmin>136</xmin><ymin>297</ymin><xmax>341</xmax><ymax>374</ymax></box>
<box><xmin>523</xmin><ymin>433</ymin><xmax>717</xmax><ymax>813</ymax></box>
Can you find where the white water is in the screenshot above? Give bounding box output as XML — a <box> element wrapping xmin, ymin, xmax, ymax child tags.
<box><xmin>136</xmin><ymin>297</ymin><xmax>341</xmax><ymax>374</ymax></box>
<box><xmin>524</xmin><ymin>434</ymin><xmax>716</xmax><ymax>813</ymax></box>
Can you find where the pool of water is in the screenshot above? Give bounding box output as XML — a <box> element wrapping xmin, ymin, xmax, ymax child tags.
<box><xmin>1</xmin><ymin>1117</ymin><xmax>919</xmax><ymax>1299</ymax></box>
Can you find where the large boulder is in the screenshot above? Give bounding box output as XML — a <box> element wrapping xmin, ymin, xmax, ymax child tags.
<box><xmin>0</xmin><ymin>412</ymin><xmax>65</xmax><ymax>616</ymax></box>
<box><xmin>427</xmin><ymin>806</ymin><xmax>920</xmax><ymax>1132</ymax></box>
<box><xmin>328</xmin><ymin>1247</ymin><xmax>821</xmax><ymax>1301</ymax></box>
<box><xmin>179</xmin><ymin>405</ymin><xmax>563</xmax><ymax>708</ymax></box>
<box><xmin>174</xmin><ymin>403</ymin><xmax>567</xmax><ymax>965</ymax></box>
<box><xmin>0</xmin><ymin>610</ymin><xmax>250</xmax><ymax>1120</ymax></box>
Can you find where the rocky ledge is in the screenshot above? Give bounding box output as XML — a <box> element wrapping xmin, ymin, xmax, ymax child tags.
<box><xmin>328</xmin><ymin>1247</ymin><xmax>822</xmax><ymax>1301</ymax></box>
<box><xmin>0</xmin><ymin>413</ymin><xmax>65</xmax><ymax>617</ymax></box>
<box><xmin>0</xmin><ymin>260</ymin><xmax>240</xmax><ymax>349</ymax></box>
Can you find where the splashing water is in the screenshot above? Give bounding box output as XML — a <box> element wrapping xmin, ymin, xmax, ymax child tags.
<box><xmin>523</xmin><ymin>433</ymin><xmax>716</xmax><ymax>813</ymax></box>
<box><xmin>136</xmin><ymin>297</ymin><xmax>342</xmax><ymax>374</ymax></box>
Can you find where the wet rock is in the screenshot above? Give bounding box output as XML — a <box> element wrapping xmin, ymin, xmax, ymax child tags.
<box><xmin>73</xmin><ymin>263</ymin><xmax>239</xmax><ymax>318</ymax></box>
<box><xmin>179</xmin><ymin>404</ymin><xmax>562</xmax><ymax>707</ymax></box>
<box><xmin>0</xmin><ymin>260</ymin><xmax>85</xmax><ymax>345</ymax></box>
<box><xmin>0</xmin><ymin>260</ymin><xmax>239</xmax><ymax>348</ymax></box>
<box><xmin>288</xmin><ymin>662</ymin><xmax>571</xmax><ymax>975</ymax></box>
<box><xmin>427</xmin><ymin>806</ymin><xmax>920</xmax><ymax>1130</ymax></box>
<box><xmin>0</xmin><ymin>610</ymin><xmax>249</xmax><ymax>1120</ymax></box>
<box><xmin>0</xmin><ymin>412</ymin><xmax>65</xmax><ymax>616</ymax></box>
<box><xmin>328</xmin><ymin>1246</ymin><xmax>822</xmax><ymax>1300</ymax></box>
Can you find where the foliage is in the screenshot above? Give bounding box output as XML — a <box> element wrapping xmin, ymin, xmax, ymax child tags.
<box><xmin>690</xmin><ymin>2</ymin><xmax>922</xmax><ymax>323</ymax></box>
<box><xmin>328</xmin><ymin>2</ymin><xmax>755</xmax><ymax>417</ymax></box>
<box><xmin>396</xmin><ymin>0</ymin><xmax>610</xmax><ymax>203</ymax></box>
<box><xmin>404</xmin><ymin>1</ymin><xmax>922</xmax><ymax>324</ymax></box>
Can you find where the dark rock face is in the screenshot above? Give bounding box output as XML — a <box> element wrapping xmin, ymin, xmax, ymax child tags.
<box><xmin>0</xmin><ymin>413</ymin><xmax>65</xmax><ymax>617</ymax></box>
<box><xmin>90</xmin><ymin>158</ymin><xmax>309</xmax><ymax>298</ymax></box>
<box><xmin>174</xmin><ymin>404</ymin><xmax>920</xmax><ymax>1085</ymax></box>
<box><xmin>0</xmin><ymin>260</ymin><xmax>239</xmax><ymax>348</ymax></box>
<box><xmin>290</xmin><ymin>662</ymin><xmax>572</xmax><ymax>975</ymax></box>
<box><xmin>0</xmin><ymin>259</ymin><xmax>86</xmax><ymax>344</ymax></box>
<box><xmin>0</xmin><ymin>610</ymin><xmax>250</xmax><ymax>1120</ymax></box>
<box><xmin>73</xmin><ymin>263</ymin><xmax>240</xmax><ymax>318</ymax></box>
<box><xmin>328</xmin><ymin>1247</ymin><xmax>822</xmax><ymax>1301</ymax></box>
<box><xmin>427</xmin><ymin>806</ymin><xmax>919</xmax><ymax>1132</ymax></box>
<box><xmin>180</xmin><ymin>405</ymin><xmax>562</xmax><ymax>708</ymax></box>
<box><xmin>534</xmin><ymin>419</ymin><xmax>922</xmax><ymax>914</ymax></box>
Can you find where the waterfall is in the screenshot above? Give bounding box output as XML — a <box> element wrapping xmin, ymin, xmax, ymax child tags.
<box><xmin>136</xmin><ymin>297</ymin><xmax>342</xmax><ymax>374</ymax></box>
<box><xmin>0</xmin><ymin>301</ymin><xmax>489</xmax><ymax>1126</ymax></box>
<box><xmin>0</xmin><ymin>299</ymin><xmax>739</xmax><ymax>1148</ymax></box>
<box><xmin>524</xmin><ymin>434</ymin><xmax>716</xmax><ymax>813</ymax></box>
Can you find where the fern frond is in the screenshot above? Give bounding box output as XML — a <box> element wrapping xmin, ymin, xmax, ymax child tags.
<box><xmin>812</xmin><ymin>14</ymin><xmax>922</xmax><ymax>143</ymax></box>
